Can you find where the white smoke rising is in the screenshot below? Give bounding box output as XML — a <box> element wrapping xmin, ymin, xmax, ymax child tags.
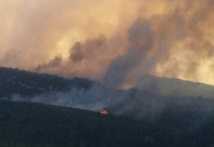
<box><xmin>10</xmin><ymin>84</ymin><xmax>125</xmax><ymax>111</ymax></box>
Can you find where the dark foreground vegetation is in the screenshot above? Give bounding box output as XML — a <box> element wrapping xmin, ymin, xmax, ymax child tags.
<box><xmin>0</xmin><ymin>101</ymin><xmax>214</xmax><ymax>147</ymax></box>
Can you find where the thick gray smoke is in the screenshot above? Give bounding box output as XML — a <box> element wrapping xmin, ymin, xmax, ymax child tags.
<box><xmin>1</xmin><ymin>0</ymin><xmax>214</xmax><ymax>86</ymax></box>
<box><xmin>36</xmin><ymin>36</ymin><xmax>123</xmax><ymax>79</ymax></box>
<box><xmin>103</xmin><ymin>19</ymin><xmax>155</xmax><ymax>88</ymax></box>
<box><xmin>35</xmin><ymin>0</ymin><xmax>214</xmax><ymax>87</ymax></box>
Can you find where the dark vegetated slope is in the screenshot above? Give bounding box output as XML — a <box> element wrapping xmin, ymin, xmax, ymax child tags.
<box><xmin>0</xmin><ymin>101</ymin><xmax>214</xmax><ymax>147</ymax></box>
<box><xmin>0</xmin><ymin>67</ymin><xmax>93</xmax><ymax>98</ymax></box>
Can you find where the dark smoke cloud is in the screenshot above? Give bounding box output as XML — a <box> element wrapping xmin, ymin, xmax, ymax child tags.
<box><xmin>2</xmin><ymin>0</ymin><xmax>214</xmax><ymax>86</ymax></box>
<box><xmin>103</xmin><ymin>19</ymin><xmax>155</xmax><ymax>88</ymax></box>
<box><xmin>36</xmin><ymin>35</ymin><xmax>124</xmax><ymax>79</ymax></box>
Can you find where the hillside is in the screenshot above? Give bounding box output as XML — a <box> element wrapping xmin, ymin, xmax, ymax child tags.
<box><xmin>137</xmin><ymin>75</ymin><xmax>214</xmax><ymax>99</ymax></box>
<box><xmin>1</xmin><ymin>67</ymin><xmax>214</xmax><ymax>121</ymax></box>
<box><xmin>0</xmin><ymin>67</ymin><xmax>93</xmax><ymax>98</ymax></box>
<box><xmin>0</xmin><ymin>101</ymin><xmax>214</xmax><ymax>147</ymax></box>
<box><xmin>2</xmin><ymin>67</ymin><xmax>214</xmax><ymax>100</ymax></box>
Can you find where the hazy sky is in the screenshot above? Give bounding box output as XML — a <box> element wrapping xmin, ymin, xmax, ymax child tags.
<box><xmin>0</xmin><ymin>0</ymin><xmax>214</xmax><ymax>86</ymax></box>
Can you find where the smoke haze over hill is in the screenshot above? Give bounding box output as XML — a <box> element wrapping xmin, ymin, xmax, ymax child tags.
<box><xmin>0</xmin><ymin>0</ymin><xmax>214</xmax><ymax>87</ymax></box>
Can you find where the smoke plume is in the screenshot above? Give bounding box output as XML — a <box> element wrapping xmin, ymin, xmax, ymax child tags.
<box><xmin>1</xmin><ymin>0</ymin><xmax>214</xmax><ymax>86</ymax></box>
